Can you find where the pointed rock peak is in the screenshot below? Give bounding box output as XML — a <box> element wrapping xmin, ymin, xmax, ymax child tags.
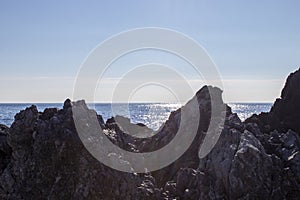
<box><xmin>195</xmin><ymin>85</ymin><xmax>224</xmax><ymax>105</ymax></box>
<box><xmin>63</xmin><ymin>98</ymin><xmax>72</xmax><ymax>110</ymax></box>
<box><xmin>271</xmin><ymin>68</ymin><xmax>300</xmax><ymax>116</ymax></box>
<box><xmin>72</xmin><ymin>99</ymin><xmax>90</xmax><ymax>111</ymax></box>
<box><xmin>247</xmin><ymin>68</ymin><xmax>300</xmax><ymax>133</ymax></box>
<box><xmin>280</xmin><ymin>67</ymin><xmax>300</xmax><ymax>100</ymax></box>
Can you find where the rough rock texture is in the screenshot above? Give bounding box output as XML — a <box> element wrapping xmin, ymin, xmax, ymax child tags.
<box><xmin>0</xmin><ymin>124</ymin><xmax>11</xmax><ymax>175</ymax></box>
<box><xmin>0</xmin><ymin>104</ymin><xmax>160</xmax><ymax>199</ymax></box>
<box><xmin>0</xmin><ymin>69</ymin><xmax>300</xmax><ymax>199</ymax></box>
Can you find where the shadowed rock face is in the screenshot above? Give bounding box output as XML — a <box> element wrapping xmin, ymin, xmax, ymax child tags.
<box><xmin>0</xmin><ymin>104</ymin><xmax>159</xmax><ymax>199</ymax></box>
<box><xmin>246</xmin><ymin>68</ymin><xmax>300</xmax><ymax>134</ymax></box>
<box><xmin>0</xmin><ymin>124</ymin><xmax>11</xmax><ymax>175</ymax></box>
<box><xmin>271</xmin><ymin>68</ymin><xmax>300</xmax><ymax>132</ymax></box>
<box><xmin>0</xmin><ymin>69</ymin><xmax>300</xmax><ymax>199</ymax></box>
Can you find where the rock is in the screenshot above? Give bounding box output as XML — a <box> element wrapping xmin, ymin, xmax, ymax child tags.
<box><xmin>141</xmin><ymin>85</ymin><xmax>228</xmax><ymax>187</ymax></box>
<box><xmin>176</xmin><ymin>168</ymin><xmax>202</xmax><ymax>199</ymax></box>
<box><xmin>0</xmin><ymin>69</ymin><xmax>300</xmax><ymax>199</ymax></box>
<box><xmin>40</xmin><ymin>108</ymin><xmax>58</xmax><ymax>120</ymax></box>
<box><xmin>0</xmin><ymin>101</ymin><xmax>154</xmax><ymax>199</ymax></box>
<box><xmin>246</xmin><ymin>68</ymin><xmax>300</xmax><ymax>133</ymax></box>
<box><xmin>228</xmin><ymin>130</ymin><xmax>273</xmax><ymax>199</ymax></box>
<box><xmin>0</xmin><ymin>125</ymin><xmax>11</xmax><ymax>174</ymax></box>
<box><xmin>63</xmin><ymin>98</ymin><xmax>72</xmax><ymax>110</ymax></box>
<box><xmin>110</xmin><ymin>115</ymin><xmax>154</xmax><ymax>138</ymax></box>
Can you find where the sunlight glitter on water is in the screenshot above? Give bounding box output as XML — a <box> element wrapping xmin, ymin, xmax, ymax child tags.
<box><xmin>0</xmin><ymin>103</ymin><xmax>272</xmax><ymax>130</ymax></box>
<box><xmin>228</xmin><ymin>103</ymin><xmax>272</xmax><ymax>121</ymax></box>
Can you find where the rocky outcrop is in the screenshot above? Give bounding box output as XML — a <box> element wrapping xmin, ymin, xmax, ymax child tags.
<box><xmin>0</xmin><ymin>104</ymin><xmax>160</xmax><ymax>199</ymax></box>
<box><xmin>0</xmin><ymin>69</ymin><xmax>299</xmax><ymax>199</ymax></box>
<box><xmin>160</xmin><ymin>113</ymin><xmax>300</xmax><ymax>199</ymax></box>
<box><xmin>0</xmin><ymin>124</ymin><xmax>11</xmax><ymax>175</ymax></box>
<box><xmin>246</xmin><ymin>68</ymin><xmax>300</xmax><ymax>134</ymax></box>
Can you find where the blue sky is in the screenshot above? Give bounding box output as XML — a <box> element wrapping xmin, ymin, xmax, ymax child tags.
<box><xmin>0</xmin><ymin>0</ymin><xmax>299</xmax><ymax>102</ymax></box>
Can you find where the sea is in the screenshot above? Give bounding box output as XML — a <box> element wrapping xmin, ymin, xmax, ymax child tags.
<box><xmin>0</xmin><ymin>103</ymin><xmax>272</xmax><ymax>130</ymax></box>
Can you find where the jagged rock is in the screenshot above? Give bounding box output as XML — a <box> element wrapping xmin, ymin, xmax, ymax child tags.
<box><xmin>0</xmin><ymin>69</ymin><xmax>300</xmax><ymax>199</ymax></box>
<box><xmin>107</xmin><ymin>115</ymin><xmax>154</xmax><ymax>138</ymax></box>
<box><xmin>271</xmin><ymin>68</ymin><xmax>300</xmax><ymax>132</ymax></box>
<box><xmin>63</xmin><ymin>98</ymin><xmax>72</xmax><ymax>110</ymax></box>
<box><xmin>246</xmin><ymin>68</ymin><xmax>300</xmax><ymax>133</ymax></box>
<box><xmin>228</xmin><ymin>130</ymin><xmax>273</xmax><ymax>199</ymax></box>
<box><xmin>0</xmin><ymin>101</ymin><xmax>156</xmax><ymax>199</ymax></box>
<box><xmin>0</xmin><ymin>124</ymin><xmax>11</xmax><ymax>174</ymax></box>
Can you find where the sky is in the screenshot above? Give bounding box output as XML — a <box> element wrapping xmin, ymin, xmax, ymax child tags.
<box><xmin>0</xmin><ymin>0</ymin><xmax>299</xmax><ymax>103</ymax></box>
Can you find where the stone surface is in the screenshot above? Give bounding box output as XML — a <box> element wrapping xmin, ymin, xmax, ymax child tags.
<box><xmin>246</xmin><ymin>68</ymin><xmax>300</xmax><ymax>134</ymax></box>
<box><xmin>0</xmin><ymin>69</ymin><xmax>300</xmax><ymax>199</ymax></box>
<box><xmin>0</xmin><ymin>101</ymin><xmax>155</xmax><ymax>199</ymax></box>
<box><xmin>0</xmin><ymin>124</ymin><xmax>11</xmax><ymax>175</ymax></box>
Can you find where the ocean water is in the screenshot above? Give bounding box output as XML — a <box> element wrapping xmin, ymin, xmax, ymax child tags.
<box><xmin>0</xmin><ymin>103</ymin><xmax>272</xmax><ymax>130</ymax></box>
<box><xmin>228</xmin><ymin>103</ymin><xmax>272</xmax><ymax>121</ymax></box>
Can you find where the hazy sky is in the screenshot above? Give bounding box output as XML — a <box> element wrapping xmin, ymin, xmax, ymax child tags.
<box><xmin>0</xmin><ymin>0</ymin><xmax>299</xmax><ymax>103</ymax></box>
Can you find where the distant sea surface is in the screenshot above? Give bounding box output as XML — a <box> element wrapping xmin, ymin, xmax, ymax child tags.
<box><xmin>0</xmin><ymin>103</ymin><xmax>272</xmax><ymax>130</ymax></box>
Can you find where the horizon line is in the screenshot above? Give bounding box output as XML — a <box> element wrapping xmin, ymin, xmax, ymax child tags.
<box><xmin>0</xmin><ymin>101</ymin><xmax>274</xmax><ymax>104</ymax></box>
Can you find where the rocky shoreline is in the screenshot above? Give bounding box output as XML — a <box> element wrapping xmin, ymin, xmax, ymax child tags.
<box><xmin>0</xmin><ymin>69</ymin><xmax>299</xmax><ymax>199</ymax></box>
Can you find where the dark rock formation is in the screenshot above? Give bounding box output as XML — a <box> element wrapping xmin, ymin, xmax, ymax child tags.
<box><xmin>0</xmin><ymin>69</ymin><xmax>300</xmax><ymax>199</ymax></box>
<box><xmin>0</xmin><ymin>103</ymin><xmax>158</xmax><ymax>199</ymax></box>
<box><xmin>107</xmin><ymin>115</ymin><xmax>154</xmax><ymax>138</ymax></box>
<box><xmin>0</xmin><ymin>124</ymin><xmax>11</xmax><ymax>175</ymax></box>
<box><xmin>246</xmin><ymin>68</ymin><xmax>300</xmax><ymax>133</ymax></box>
<box><xmin>138</xmin><ymin>86</ymin><xmax>229</xmax><ymax>187</ymax></box>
